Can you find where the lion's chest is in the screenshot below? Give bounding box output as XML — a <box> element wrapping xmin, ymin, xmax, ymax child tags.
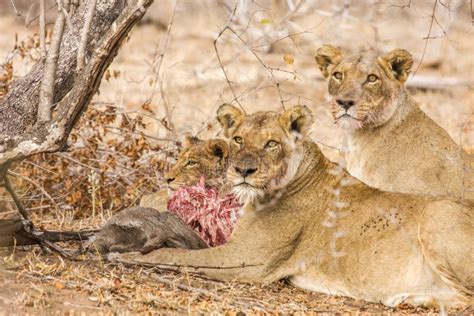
<box><xmin>345</xmin><ymin>138</ymin><xmax>379</xmax><ymax>185</ymax></box>
<box><xmin>345</xmin><ymin>135</ymin><xmax>421</xmax><ymax>193</ymax></box>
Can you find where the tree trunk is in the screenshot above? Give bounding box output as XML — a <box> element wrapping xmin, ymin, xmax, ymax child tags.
<box><xmin>0</xmin><ymin>0</ymin><xmax>154</xmax><ymax>177</ymax></box>
<box><xmin>0</xmin><ymin>0</ymin><xmax>154</xmax><ymax>251</ymax></box>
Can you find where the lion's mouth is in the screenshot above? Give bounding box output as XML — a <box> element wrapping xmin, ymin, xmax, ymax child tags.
<box><xmin>334</xmin><ymin>113</ymin><xmax>365</xmax><ymax>131</ymax></box>
<box><xmin>231</xmin><ymin>182</ymin><xmax>265</xmax><ymax>203</ymax></box>
<box><xmin>335</xmin><ymin>113</ymin><xmax>363</xmax><ymax>121</ymax></box>
<box><xmin>234</xmin><ymin>181</ymin><xmax>255</xmax><ymax>189</ymax></box>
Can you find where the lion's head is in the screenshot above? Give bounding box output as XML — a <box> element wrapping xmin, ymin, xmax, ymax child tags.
<box><xmin>315</xmin><ymin>45</ymin><xmax>413</xmax><ymax>131</ymax></box>
<box><xmin>216</xmin><ymin>104</ymin><xmax>313</xmax><ymax>204</ymax></box>
<box><xmin>165</xmin><ymin>136</ymin><xmax>229</xmax><ymax>191</ymax></box>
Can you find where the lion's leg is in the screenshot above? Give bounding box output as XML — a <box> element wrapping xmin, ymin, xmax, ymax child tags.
<box><xmin>107</xmin><ymin>217</ymin><xmax>303</xmax><ymax>283</ymax></box>
<box><xmin>419</xmin><ymin>200</ymin><xmax>474</xmax><ymax>305</ymax></box>
<box><xmin>108</xmin><ymin>243</ymin><xmax>276</xmax><ymax>282</ymax></box>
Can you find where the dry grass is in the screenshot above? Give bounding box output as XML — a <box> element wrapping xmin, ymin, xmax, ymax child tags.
<box><xmin>0</xmin><ymin>0</ymin><xmax>473</xmax><ymax>314</ymax></box>
<box><xmin>2</xmin><ymin>247</ymin><xmax>473</xmax><ymax>314</ymax></box>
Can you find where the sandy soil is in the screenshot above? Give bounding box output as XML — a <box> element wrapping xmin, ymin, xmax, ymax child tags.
<box><xmin>0</xmin><ymin>0</ymin><xmax>473</xmax><ymax>314</ymax></box>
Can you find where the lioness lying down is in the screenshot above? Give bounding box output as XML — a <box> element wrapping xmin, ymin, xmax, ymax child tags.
<box><xmin>315</xmin><ymin>45</ymin><xmax>473</xmax><ymax>203</ymax></box>
<box><xmin>90</xmin><ymin>137</ymin><xmax>230</xmax><ymax>254</ymax></box>
<box><xmin>109</xmin><ymin>105</ymin><xmax>473</xmax><ymax>307</ymax></box>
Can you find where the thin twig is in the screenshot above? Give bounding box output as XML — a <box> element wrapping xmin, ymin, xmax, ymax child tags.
<box><xmin>57</xmin><ymin>0</ymin><xmax>74</xmax><ymax>31</ymax></box>
<box><xmin>251</xmin><ymin>23</ymin><xmax>322</xmax><ymax>49</ymax></box>
<box><xmin>3</xmin><ymin>174</ymin><xmax>30</xmax><ymax>220</ymax></box>
<box><xmin>148</xmin><ymin>0</ymin><xmax>178</xmax><ymax>102</ymax></box>
<box><xmin>31</xmin><ymin>235</ymin><xmax>70</xmax><ymax>257</ymax></box>
<box><xmin>76</xmin><ymin>0</ymin><xmax>97</xmax><ymax>71</ymax></box>
<box><xmin>390</xmin><ymin>0</ymin><xmax>412</xmax><ymax>9</ymax></box>
<box><xmin>412</xmin><ymin>0</ymin><xmax>438</xmax><ymax>77</ymax></box>
<box><xmin>9</xmin><ymin>0</ymin><xmax>22</xmax><ymax>22</ymax></box>
<box><xmin>113</xmin><ymin>258</ymin><xmax>263</xmax><ymax>271</ymax></box>
<box><xmin>223</xmin><ymin>26</ymin><xmax>286</xmax><ymax>110</ymax></box>
<box><xmin>8</xmin><ymin>170</ymin><xmax>61</xmax><ymax>213</ymax></box>
<box><xmin>38</xmin><ymin>0</ymin><xmax>70</xmax><ymax>122</ymax></box>
<box><xmin>39</xmin><ymin>0</ymin><xmax>46</xmax><ymax>59</ymax></box>
<box><xmin>277</xmin><ymin>0</ymin><xmax>305</xmax><ymax>23</ymax></box>
<box><xmin>149</xmin><ymin>273</ymin><xmax>222</xmax><ymax>300</ymax></box>
<box><xmin>213</xmin><ymin>3</ymin><xmax>246</xmax><ymax>113</ymax></box>
<box><xmin>104</xmin><ymin>125</ymin><xmax>179</xmax><ymax>143</ymax></box>
<box><xmin>146</xmin><ymin>0</ymin><xmax>178</xmax><ymax>137</ymax></box>
<box><xmin>2</xmin><ymin>175</ymin><xmax>68</xmax><ymax>257</ymax></box>
<box><xmin>25</xmin><ymin>3</ymin><xmax>58</xmax><ymax>27</ymax></box>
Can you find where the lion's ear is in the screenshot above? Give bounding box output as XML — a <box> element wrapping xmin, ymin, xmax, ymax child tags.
<box><xmin>206</xmin><ymin>139</ymin><xmax>228</xmax><ymax>160</ymax></box>
<box><xmin>279</xmin><ymin>105</ymin><xmax>314</xmax><ymax>137</ymax></box>
<box><xmin>183</xmin><ymin>133</ymin><xmax>201</xmax><ymax>148</ymax></box>
<box><xmin>315</xmin><ymin>45</ymin><xmax>343</xmax><ymax>78</ymax></box>
<box><xmin>378</xmin><ymin>49</ymin><xmax>413</xmax><ymax>83</ymax></box>
<box><xmin>216</xmin><ymin>104</ymin><xmax>245</xmax><ymax>138</ymax></box>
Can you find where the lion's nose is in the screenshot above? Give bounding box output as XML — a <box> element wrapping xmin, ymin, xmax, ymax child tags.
<box><xmin>235</xmin><ymin>166</ymin><xmax>257</xmax><ymax>177</ymax></box>
<box><xmin>336</xmin><ymin>99</ymin><xmax>356</xmax><ymax>110</ymax></box>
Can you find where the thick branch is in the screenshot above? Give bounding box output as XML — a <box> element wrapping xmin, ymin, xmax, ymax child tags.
<box><xmin>77</xmin><ymin>0</ymin><xmax>97</xmax><ymax>71</ymax></box>
<box><xmin>39</xmin><ymin>0</ymin><xmax>46</xmax><ymax>58</ymax></box>
<box><xmin>0</xmin><ymin>0</ymin><xmax>154</xmax><ymax>172</ymax></box>
<box><xmin>2</xmin><ymin>174</ymin><xmax>30</xmax><ymax>220</ymax></box>
<box><xmin>38</xmin><ymin>0</ymin><xmax>70</xmax><ymax>122</ymax></box>
<box><xmin>0</xmin><ymin>0</ymin><xmax>149</xmax><ymax>141</ymax></box>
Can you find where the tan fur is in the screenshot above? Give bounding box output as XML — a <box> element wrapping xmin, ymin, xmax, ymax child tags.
<box><xmin>139</xmin><ymin>136</ymin><xmax>229</xmax><ymax>209</ymax></box>
<box><xmin>315</xmin><ymin>45</ymin><xmax>473</xmax><ymax>202</ymax></box>
<box><xmin>108</xmin><ymin>105</ymin><xmax>473</xmax><ymax>308</ymax></box>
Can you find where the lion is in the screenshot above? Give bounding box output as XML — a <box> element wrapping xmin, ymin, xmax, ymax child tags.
<box><xmin>139</xmin><ymin>135</ymin><xmax>229</xmax><ymax>209</ymax></box>
<box><xmin>108</xmin><ymin>104</ymin><xmax>473</xmax><ymax>308</ymax></box>
<box><xmin>315</xmin><ymin>45</ymin><xmax>473</xmax><ymax>203</ymax></box>
<box><xmin>90</xmin><ymin>136</ymin><xmax>229</xmax><ymax>254</ymax></box>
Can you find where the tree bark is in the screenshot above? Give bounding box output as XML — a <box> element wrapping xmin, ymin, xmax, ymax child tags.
<box><xmin>0</xmin><ymin>0</ymin><xmax>154</xmax><ymax>178</ymax></box>
<box><xmin>0</xmin><ymin>0</ymin><xmax>154</xmax><ymax>250</ymax></box>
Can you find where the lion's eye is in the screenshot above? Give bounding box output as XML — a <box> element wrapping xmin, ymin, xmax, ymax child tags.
<box><xmin>367</xmin><ymin>74</ymin><xmax>379</xmax><ymax>83</ymax></box>
<box><xmin>185</xmin><ymin>160</ymin><xmax>198</xmax><ymax>167</ymax></box>
<box><xmin>233</xmin><ymin>136</ymin><xmax>243</xmax><ymax>144</ymax></box>
<box><xmin>332</xmin><ymin>72</ymin><xmax>343</xmax><ymax>80</ymax></box>
<box><xmin>265</xmin><ymin>140</ymin><xmax>279</xmax><ymax>149</ymax></box>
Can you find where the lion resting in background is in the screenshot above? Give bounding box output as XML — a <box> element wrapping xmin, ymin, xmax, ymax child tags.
<box><xmin>315</xmin><ymin>45</ymin><xmax>473</xmax><ymax>203</ymax></box>
<box><xmin>109</xmin><ymin>104</ymin><xmax>473</xmax><ymax>308</ymax></box>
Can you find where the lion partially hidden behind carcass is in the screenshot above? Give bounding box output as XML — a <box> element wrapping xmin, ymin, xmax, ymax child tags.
<box><xmin>108</xmin><ymin>104</ymin><xmax>473</xmax><ymax>308</ymax></box>
<box><xmin>89</xmin><ymin>136</ymin><xmax>235</xmax><ymax>254</ymax></box>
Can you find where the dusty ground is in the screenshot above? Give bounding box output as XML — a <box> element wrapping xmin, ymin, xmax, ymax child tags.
<box><xmin>0</xmin><ymin>0</ymin><xmax>473</xmax><ymax>314</ymax></box>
